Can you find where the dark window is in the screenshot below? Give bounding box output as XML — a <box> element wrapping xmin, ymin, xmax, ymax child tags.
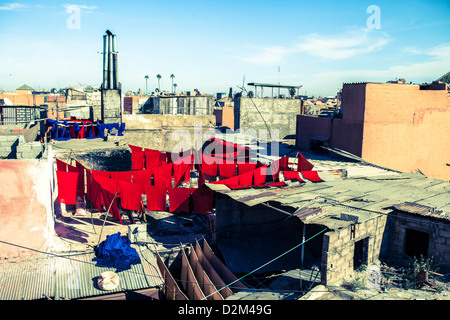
<box><xmin>404</xmin><ymin>228</ymin><xmax>429</xmax><ymax>258</ymax></box>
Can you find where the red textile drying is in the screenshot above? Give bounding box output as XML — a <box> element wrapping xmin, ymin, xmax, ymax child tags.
<box><xmin>145</xmin><ymin>185</ymin><xmax>167</xmax><ymax>211</ymax></box>
<box><xmin>198</xmin><ymin>169</ymin><xmax>205</xmax><ymax>187</ymax></box>
<box><xmin>211</xmin><ymin>175</ymin><xmax>240</xmax><ymax>188</ymax></box>
<box><xmin>56</xmin><ymin>171</ymin><xmax>79</xmax><ymax>205</ymax></box>
<box><xmin>132</xmin><ymin>169</ymin><xmax>153</xmax><ymax>185</ymax></box>
<box><xmin>56</xmin><ymin>159</ymin><xmax>68</xmax><ymax>171</ymax></box>
<box><xmin>279</xmin><ymin>156</ymin><xmax>289</xmax><ymax>171</ymax></box>
<box><xmin>268</xmin><ymin>181</ymin><xmax>287</xmax><ymax>187</ymax></box>
<box><xmin>282</xmin><ymin>170</ymin><xmax>304</xmax><ymax>182</ymax></box>
<box><xmin>173</xmin><ymin>162</ymin><xmax>192</xmax><ymax>186</ymax></box>
<box><xmin>67</xmin><ymin>163</ymin><xmax>84</xmax><ymax>197</ymax></box>
<box><xmin>192</xmin><ymin>187</ymin><xmax>214</xmax><ymax>215</ymax></box>
<box><xmin>253</xmin><ymin>165</ymin><xmax>268</xmax><ymax>185</ymax></box>
<box><xmin>153</xmin><ymin>163</ymin><xmax>173</xmax><ymax>187</ymax></box>
<box><xmin>237</xmin><ymin>162</ymin><xmax>257</xmax><ymax>175</ymax></box>
<box><xmin>218</xmin><ymin>162</ymin><xmax>236</xmax><ymax>179</ymax></box>
<box><xmin>129</xmin><ymin>144</ymin><xmax>145</xmax><ymax>170</ymax></box>
<box><xmin>239</xmin><ymin>170</ymin><xmax>253</xmax><ymax>186</ymax></box>
<box><xmin>91</xmin><ymin>170</ymin><xmax>111</xmax><ymax>178</ymax></box>
<box><xmin>201</xmin><ymin>154</ymin><xmax>218</xmax><ymax>177</ymax></box>
<box><xmin>110</xmin><ymin>171</ymin><xmax>133</xmax><ymax>182</ymax></box>
<box><xmin>118</xmin><ymin>180</ymin><xmax>144</xmax><ymax>211</ymax></box>
<box><xmin>297</xmin><ymin>152</ymin><xmax>314</xmax><ymax>172</ymax></box>
<box><xmin>144</xmin><ymin>148</ymin><xmax>162</xmax><ymax>169</ymax></box>
<box><xmin>301</xmin><ymin>170</ymin><xmax>323</xmax><ymax>182</ymax></box>
<box><xmin>168</xmin><ymin>187</ymin><xmax>194</xmax><ymax>213</ymax></box>
<box><xmin>87</xmin><ymin>171</ymin><xmax>104</xmax><ymax>212</ymax></box>
<box><xmin>93</xmin><ymin>175</ymin><xmax>122</xmax><ymax>224</ymax></box>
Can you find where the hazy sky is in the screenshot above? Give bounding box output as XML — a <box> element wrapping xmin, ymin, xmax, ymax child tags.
<box><xmin>0</xmin><ymin>0</ymin><xmax>449</xmax><ymax>96</ymax></box>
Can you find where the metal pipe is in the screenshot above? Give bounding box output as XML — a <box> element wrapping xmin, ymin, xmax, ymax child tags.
<box><xmin>112</xmin><ymin>34</ymin><xmax>119</xmax><ymax>89</ymax></box>
<box><xmin>102</xmin><ymin>35</ymin><xmax>109</xmax><ymax>89</ymax></box>
<box><xmin>108</xmin><ymin>34</ymin><xmax>113</xmax><ymax>89</ymax></box>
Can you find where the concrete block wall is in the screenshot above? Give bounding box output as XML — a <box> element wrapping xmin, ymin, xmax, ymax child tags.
<box><xmin>386</xmin><ymin>211</ymin><xmax>450</xmax><ymax>267</ymax></box>
<box><xmin>234</xmin><ymin>97</ymin><xmax>302</xmax><ymax>139</ymax></box>
<box><xmin>0</xmin><ymin>135</ymin><xmax>19</xmax><ymax>158</ymax></box>
<box><xmin>321</xmin><ymin>214</ymin><xmax>388</xmax><ymax>285</ymax></box>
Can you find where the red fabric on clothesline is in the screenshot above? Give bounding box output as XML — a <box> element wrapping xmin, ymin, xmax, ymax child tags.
<box><xmin>153</xmin><ymin>163</ymin><xmax>173</xmax><ymax>187</ymax></box>
<box><xmin>56</xmin><ymin>159</ymin><xmax>68</xmax><ymax>171</ymax></box>
<box><xmin>91</xmin><ymin>170</ymin><xmax>111</xmax><ymax>179</ymax></box>
<box><xmin>210</xmin><ymin>175</ymin><xmax>240</xmax><ymax>188</ymax></box>
<box><xmin>253</xmin><ymin>165</ymin><xmax>268</xmax><ymax>185</ymax></box>
<box><xmin>297</xmin><ymin>152</ymin><xmax>314</xmax><ymax>172</ymax></box>
<box><xmin>201</xmin><ymin>154</ymin><xmax>218</xmax><ymax>177</ymax></box>
<box><xmin>168</xmin><ymin>187</ymin><xmax>194</xmax><ymax>213</ymax></box>
<box><xmin>145</xmin><ymin>185</ymin><xmax>167</xmax><ymax>211</ymax></box>
<box><xmin>237</xmin><ymin>162</ymin><xmax>257</xmax><ymax>175</ymax></box>
<box><xmin>110</xmin><ymin>171</ymin><xmax>133</xmax><ymax>182</ymax></box>
<box><xmin>282</xmin><ymin>170</ymin><xmax>304</xmax><ymax>182</ymax></box>
<box><xmin>118</xmin><ymin>180</ymin><xmax>144</xmax><ymax>211</ymax></box>
<box><xmin>218</xmin><ymin>162</ymin><xmax>237</xmax><ymax>179</ymax></box>
<box><xmin>144</xmin><ymin>148</ymin><xmax>162</xmax><ymax>169</ymax></box>
<box><xmin>129</xmin><ymin>144</ymin><xmax>145</xmax><ymax>170</ymax></box>
<box><xmin>173</xmin><ymin>162</ymin><xmax>192</xmax><ymax>186</ymax></box>
<box><xmin>132</xmin><ymin>169</ymin><xmax>153</xmax><ymax>185</ymax></box>
<box><xmin>93</xmin><ymin>175</ymin><xmax>122</xmax><ymax>224</ymax></box>
<box><xmin>300</xmin><ymin>170</ymin><xmax>323</xmax><ymax>182</ymax></box>
<box><xmin>238</xmin><ymin>170</ymin><xmax>253</xmax><ymax>186</ymax></box>
<box><xmin>192</xmin><ymin>187</ymin><xmax>214</xmax><ymax>215</ymax></box>
<box><xmin>56</xmin><ymin>171</ymin><xmax>79</xmax><ymax>205</ymax></box>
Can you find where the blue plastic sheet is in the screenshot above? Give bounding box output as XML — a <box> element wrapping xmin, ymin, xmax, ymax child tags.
<box><xmin>93</xmin><ymin>232</ymin><xmax>140</xmax><ymax>271</ymax></box>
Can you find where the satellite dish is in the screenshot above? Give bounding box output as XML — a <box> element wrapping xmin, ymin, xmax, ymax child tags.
<box><xmin>3</xmin><ymin>98</ymin><xmax>13</xmax><ymax>105</ymax></box>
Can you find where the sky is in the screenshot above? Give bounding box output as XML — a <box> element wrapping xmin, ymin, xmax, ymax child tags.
<box><xmin>0</xmin><ymin>0</ymin><xmax>449</xmax><ymax>97</ymax></box>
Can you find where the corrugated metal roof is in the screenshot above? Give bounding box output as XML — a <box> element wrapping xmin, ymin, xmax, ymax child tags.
<box><xmin>209</xmin><ymin>167</ymin><xmax>450</xmax><ymax>229</ymax></box>
<box><xmin>0</xmin><ymin>246</ymin><xmax>163</xmax><ymax>300</ymax></box>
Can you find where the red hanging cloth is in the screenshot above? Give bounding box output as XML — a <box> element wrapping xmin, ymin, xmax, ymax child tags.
<box><xmin>110</xmin><ymin>171</ymin><xmax>133</xmax><ymax>182</ymax></box>
<box><xmin>239</xmin><ymin>170</ymin><xmax>254</xmax><ymax>186</ymax></box>
<box><xmin>144</xmin><ymin>148</ymin><xmax>162</xmax><ymax>169</ymax></box>
<box><xmin>168</xmin><ymin>187</ymin><xmax>194</xmax><ymax>213</ymax></box>
<box><xmin>145</xmin><ymin>185</ymin><xmax>167</xmax><ymax>211</ymax></box>
<box><xmin>118</xmin><ymin>180</ymin><xmax>145</xmax><ymax>211</ymax></box>
<box><xmin>93</xmin><ymin>175</ymin><xmax>122</xmax><ymax>224</ymax></box>
<box><xmin>301</xmin><ymin>170</ymin><xmax>323</xmax><ymax>182</ymax></box>
<box><xmin>211</xmin><ymin>175</ymin><xmax>240</xmax><ymax>188</ymax></box>
<box><xmin>192</xmin><ymin>187</ymin><xmax>214</xmax><ymax>215</ymax></box>
<box><xmin>153</xmin><ymin>163</ymin><xmax>173</xmax><ymax>187</ymax></box>
<box><xmin>56</xmin><ymin>159</ymin><xmax>68</xmax><ymax>171</ymax></box>
<box><xmin>201</xmin><ymin>154</ymin><xmax>218</xmax><ymax>177</ymax></box>
<box><xmin>297</xmin><ymin>152</ymin><xmax>314</xmax><ymax>172</ymax></box>
<box><xmin>132</xmin><ymin>169</ymin><xmax>153</xmax><ymax>185</ymax></box>
<box><xmin>237</xmin><ymin>162</ymin><xmax>257</xmax><ymax>175</ymax></box>
<box><xmin>129</xmin><ymin>144</ymin><xmax>145</xmax><ymax>170</ymax></box>
<box><xmin>218</xmin><ymin>162</ymin><xmax>237</xmax><ymax>180</ymax></box>
<box><xmin>173</xmin><ymin>162</ymin><xmax>192</xmax><ymax>186</ymax></box>
<box><xmin>253</xmin><ymin>165</ymin><xmax>268</xmax><ymax>185</ymax></box>
<box><xmin>56</xmin><ymin>171</ymin><xmax>79</xmax><ymax>205</ymax></box>
<box><xmin>282</xmin><ymin>170</ymin><xmax>304</xmax><ymax>182</ymax></box>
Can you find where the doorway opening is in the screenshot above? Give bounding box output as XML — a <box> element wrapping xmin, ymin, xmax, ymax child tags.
<box><xmin>404</xmin><ymin>228</ymin><xmax>429</xmax><ymax>259</ymax></box>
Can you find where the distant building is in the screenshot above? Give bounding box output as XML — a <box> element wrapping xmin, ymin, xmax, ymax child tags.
<box><xmin>296</xmin><ymin>81</ymin><xmax>450</xmax><ymax>181</ymax></box>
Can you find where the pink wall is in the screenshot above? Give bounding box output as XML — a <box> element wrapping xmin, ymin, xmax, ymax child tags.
<box><xmin>295</xmin><ymin>115</ymin><xmax>332</xmax><ymax>150</ymax></box>
<box><xmin>362</xmin><ymin>83</ymin><xmax>450</xmax><ymax>180</ymax></box>
<box><xmin>0</xmin><ymin>160</ymin><xmax>54</xmax><ymax>259</ymax></box>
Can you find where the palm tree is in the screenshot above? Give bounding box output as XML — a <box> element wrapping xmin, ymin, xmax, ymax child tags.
<box><xmin>156</xmin><ymin>74</ymin><xmax>162</xmax><ymax>91</ymax></box>
<box><xmin>170</xmin><ymin>74</ymin><xmax>175</xmax><ymax>93</ymax></box>
<box><xmin>144</xmin><ymin>75</ymin><xmax>149</xmax><ymax>94</ymax></box>
<box><xmin>173</xmin><ymin>83</ymin><xmax>178</xmax><ymax>94</ymax></box>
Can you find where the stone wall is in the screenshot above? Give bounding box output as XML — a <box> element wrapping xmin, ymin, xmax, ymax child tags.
<box><xmin>321</xmin><ymin>214</ymin><xmax>388</xmax><ymax>285</ymax></box>
<box><xmin>122</xmin><ymin>114</ymin><xmax>215</xmax><ymax>152</ymax></box>
<box><xmin>385</xmin><ymin>211</ymin><xmax>450</xmax><ymax>267</ymax></box>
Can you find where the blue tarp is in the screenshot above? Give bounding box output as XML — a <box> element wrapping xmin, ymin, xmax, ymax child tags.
<box><xmin>93</xmin><ymin>232</ymin><xmax>140</xmax><ymax>271</ymax></box>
